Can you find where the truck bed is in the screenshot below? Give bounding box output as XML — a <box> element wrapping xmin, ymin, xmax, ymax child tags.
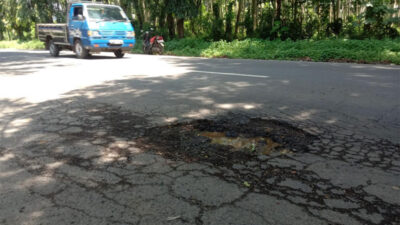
<box><xmin>36</xmin><ymin>24</ymin><xmax>69</xmax><ymax>45</ymax></box>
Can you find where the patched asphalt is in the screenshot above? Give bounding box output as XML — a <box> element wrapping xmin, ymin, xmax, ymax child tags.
<box><xmin>0</xmin><ymin>50</ymin><xmax>399</xmax><ymax>225</ymax></box>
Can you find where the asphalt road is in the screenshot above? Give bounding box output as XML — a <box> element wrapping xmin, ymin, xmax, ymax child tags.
<box><xmin>0</xmin><ymin>50</ymin><xmax>399</xmax><ymax>225</ymax></box>
<box><xmin>1</xmin><ymin>50</ymin><xmax>399</xmax><ymax>141</ymax></box>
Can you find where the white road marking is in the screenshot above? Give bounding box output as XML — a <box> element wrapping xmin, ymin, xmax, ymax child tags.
<box><xmin>190</xmin><ymin>70</ymin><xmax>269</xmax><ymax>79</ymax></box>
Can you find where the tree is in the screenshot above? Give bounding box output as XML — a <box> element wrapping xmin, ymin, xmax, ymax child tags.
<box><xmin>0</xmin><ymin>0</ymin><xmax>399</xmax><ymax>41</ymax></box>
<box><xmin>211</xmin><ymin>2</ymin><xmax>224</xmax><ymax>40</ymax></box>
<box><xmin>234</xmin><ymin>0</ymin><xmax>244</xmax><ymax>38</ymax></box>
<box><xmin>167</xmin><ymin>13</ymin><xmax>175</xmax><ymax>39</ymax></box>
<box><xmin>165</xmin><ymin>0</ymin><xmax>201</xmax><ymax>38</ymax></box>
<box><xmin>251</xmin><ymin>0</ymin><xmax>258</xmax><ymax>33</ymax></box>
<box><xmin>225</xmin><ymin>1</ymin><xmax>234</xmax><ymax>41</ymax></box>
<box><xmin>276</xmin><ymin>0</ymin><xmax>282</xmax><ymax>21</ymax></box>
<box><xmin>132</xmin><ymin>0</ymin><xmax>145</xmax><ymax>29</ymax></box>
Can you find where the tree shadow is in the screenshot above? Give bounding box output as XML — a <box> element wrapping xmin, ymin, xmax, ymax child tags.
<box><xmin>0</xmin><ymin>51</ymin><xmax>66</xmax><ymax>76</ymax></box>
<box><xmin>0</xmin><ymin>69</ymin><xmax>322</xmax><ymax>224</ymax></box>
<box><xmin>0</xmin><ymin>55</ymin><xmax>399</xmax><ymax>224</ymax></box>
<box><xmin>0</xmin><ymin>50</ymin><xmax>130</xmax><ymax>76</ymax></box>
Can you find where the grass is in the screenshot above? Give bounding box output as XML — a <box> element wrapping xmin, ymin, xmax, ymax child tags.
<box><xmin>2</xmin><ymin>38</ymin><xmax>399</xmax><ymax>64</ymax></box>
<box><xmin>133</xmin><ymin>38</ymin><xmax>400</xmax><ymax>65</ymax></box>
<box><xmin>0</xmin><ymin>40</ymin><xmax>44</xmax><ymax>50</ymax></box>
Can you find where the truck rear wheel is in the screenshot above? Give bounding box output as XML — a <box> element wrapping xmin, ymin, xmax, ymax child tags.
<box><xmin>49</xmin><ymin>40</ymin><xmax>60</xmax><ymax>57</ymax></box>
<box><xmin>74</xmin><ymin>40</ymin><xmax>88</xmax><ymax>59</ymax></box>
<box><xmin>114</xmin><ymin>50</ymin><xmax>125</xmax><ymax>58</ymax></box>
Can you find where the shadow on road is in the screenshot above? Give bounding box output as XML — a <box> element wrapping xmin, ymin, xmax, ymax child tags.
<box><xmin>1</xmin><ymin>78</ymin><xmax>400</xmax><ymax>224</ymax></box>
<box><xmin>0</xmin><ymin>50</ymin><xmax>128</xmax><ymax>76</ymax></box>
<box><xmin>0</xmin><ymin>51</ymin><xmax>56</xmax><ymax>76</ymax></box>
<box><xmin>0</xmin><ymin>54</ymin><xmax>400</xmax><ymax>224</ymax></box>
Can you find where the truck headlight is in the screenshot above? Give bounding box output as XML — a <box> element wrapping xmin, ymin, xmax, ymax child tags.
<box><xmin>87</xmin><ymin>30</ymin><xmax>100</xmax><ymax>37</ymax></box>
<box><xmin>126</xmin><ymin>31</ymin><xmax>135</xmax><ymax>37</ymax></box>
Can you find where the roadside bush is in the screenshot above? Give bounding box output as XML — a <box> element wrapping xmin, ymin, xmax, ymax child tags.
<box><xmin>0</xmin><ymin>40</ymin><xmax>44</xmax><ymax>49</ymax></box>
<box><xmin>152</xmin><ymin>38</ymin><xmax>400</xmax><ymax>64</ymax></box>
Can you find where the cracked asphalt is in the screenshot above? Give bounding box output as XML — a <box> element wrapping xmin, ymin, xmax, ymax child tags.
<box><xmin>0</xmin><ymin>50</ymin><xmax>399</xmax><ymax>225</ymax></box>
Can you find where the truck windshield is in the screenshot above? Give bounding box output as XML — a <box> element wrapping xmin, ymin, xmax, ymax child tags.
<box><xmin>87</xmin><ymin>5</ymin><xmax>128</xmax><ymax>22</ymax></box>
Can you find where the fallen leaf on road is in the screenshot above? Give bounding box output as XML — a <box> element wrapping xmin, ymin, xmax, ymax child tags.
<box><xmin>167</xmin><ymin>216</ymin><xmax>181</xmax><ymax>221</ymax></box>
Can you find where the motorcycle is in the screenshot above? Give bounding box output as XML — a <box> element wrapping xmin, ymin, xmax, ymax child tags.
<box><xmin>142</xmin><ymin>29</ymin><xmax>164</xmax><ymax>55</ymax></box>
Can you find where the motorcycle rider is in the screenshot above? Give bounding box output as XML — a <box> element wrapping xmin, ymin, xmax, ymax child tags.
<box><xmin>143</xmin><ymin>31</ymin><xmax>150</xmax><ymax>49</ymax></box>
<box><xmin>142</xmin><ymin>28</ymin><xmax>163</xmax><ymax>54</ymax></box>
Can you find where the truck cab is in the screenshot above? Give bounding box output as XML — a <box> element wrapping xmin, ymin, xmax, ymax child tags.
<box><xmin>37</xmin><ymin>1</ymin><xmax>135</xmax><ymax>58</ymax></box>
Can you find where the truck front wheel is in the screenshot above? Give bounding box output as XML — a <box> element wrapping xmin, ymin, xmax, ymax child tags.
<box><xmin>114</xmin><ymin>50</ymin><xmax>125</xmax><ymax>58</ymax></box>
<box><xmin>49</xmin><ymin>40</ymin><xmax>60</xmax><ymax>57</ymax></box>
<box><xmin>74</xmin><ymin>40</ymin><xmax>88</xmax><ymax>59</ymax></box>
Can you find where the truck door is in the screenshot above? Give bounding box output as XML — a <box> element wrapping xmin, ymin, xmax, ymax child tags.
<box><xmin>68</xmin><ymin>5</ymin><xmax>85</xmax><ymax>44</ymax></box>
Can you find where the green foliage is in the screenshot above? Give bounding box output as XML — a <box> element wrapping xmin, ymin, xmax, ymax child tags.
<box><xmin>327</xmin><ymin>19</ymin><xmax>343</xmax><ymax>36</ymax></box>
<box><xmin>164</xmin><ymin>38</ymin><xmax>212</xmax><ymax>56</ymax></box>
<box><xmin>225</xmin><ymin>2</ymin><xmax>234</xmax><ymax>42</ymax></box>
<box><xmin>211</xmin><ymin>3</ymin><xmax>224</xmax><ymax>41</ymax></box>
<box><xmin>0</xmin><ymin>0</ymin><xmax>398</xmax><ymax>44</ymax></box>
<box><xmin>152</xmin><ymin>38</ymin><xmax>400</xmax><ymax>64</ymax></box>
<box><xmin>243</xmin><ymin>9</ymin><xmax>254</xmax><ymax>37</ymax></box>
<box><xmin>0</xmin><ymin>39</ymin><xmax>44</xmax><ymax>49</ymax></box>
<box><xmin>165</xmin><ymin>0</ymin><xmax>201</xmax><ymax>19</ymax></box>
<box><xmin>1</xmin><ymin>0</ymin><xmax>68</xmax><ymax>40</ymax></box>
<box><xmin>363</xmin><ymin>1</ymin><xmax>400</xmax><ymax>39</ymax></box>
<box><xmin>257</xmin><ymin>7</ymin><xmax>274</xmax><ymax>40</ymax></box>
<box><xmin>342</xmin><ymin>16</ymin><xmax>364</xmax><ymax>39</ymax></box>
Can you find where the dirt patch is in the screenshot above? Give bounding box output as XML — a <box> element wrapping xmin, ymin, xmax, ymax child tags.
<box><xmin>136</xmin><ymin>114</ymin><xmax>316</xmax><ymax>165</ymax></box>
<box><xmin>199</xmin><ymin>131</ymin><xmax>281</xmax><ymax>155</ymax></box>
<box><xmin>327</xmin><ymin>58</ymin><xmax>392</xmax><ymax>64</ymax></box>
<box><xmin>297</xmin><ymin>57</ymin><xmax>393</xmax><ymax>65</ymax></box>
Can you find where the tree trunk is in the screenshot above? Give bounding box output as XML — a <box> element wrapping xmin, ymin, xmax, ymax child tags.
<box><xmin>394</xmin><ymin>0</ymin><xmax>400</xmax><ymax>18</ymax></box>
<box><xmin>234</xmin><ymin>0</ymin><xmax>243</xmax><ymax>37</ymax></box>
<box><xmin>159</xmin><ymin>5</ymin><xmax>166</xmax><ymax>29</ymax></box>
<box><xmin>342</xmin><ymin>0</ymin><xmax>346</xmax><ymax>22</ymax></box>
<box><xmin>132</xmin><ymin>0</ymin><xmax>144</xmax><ymax>29</ymax></box>
<box><xmin>141</xmin><ymin>0</ymin><xmax>149</xmax><ymax>23</ymax></box>
<box><xmin>177</xmin><ymin>18</ymin><xmax>184</xmax><ymax>38</ymax></box>
<box><xmin>335</xmin><ymin>0</ymin><xmax>340</xmax><ymax>20</ymax></box>
<box><xmin>252</xmin><ymin>0</ymin><xmax>257</xmax><ymax>32</ymax></box>
<box><xmin>16</xmin><ymin>27</ymin><xmax>24</xmax><ymax>40</ymax></box>
<box><xmin>225</xmin><ymin>2</ymin><xmax>234</xmax><ymax>41</ymax></box>
<box><xmin>190</xmin><ymin>19</ymin><xmax>197</xmax><ymax>35</ymax></box>
<box><xmin>276</xmin><ymin>0</ymin><xmax>282</xmax><ymax>21</ymax></box>
<box><xmin>167</xmin><ymin>13</ymin><xmax>175</xmax><ymax>39</ymax></box>
<box><xmin>398</xmin><ymin>0</ymin><xmax>400</xmax><ymax>18</ymax></box>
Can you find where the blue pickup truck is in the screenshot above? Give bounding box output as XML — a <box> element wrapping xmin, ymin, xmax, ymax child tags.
<box><xmin>37</xmin><ymin>1</ymin><xmax>135</xmax><ymax>58</ymax></box>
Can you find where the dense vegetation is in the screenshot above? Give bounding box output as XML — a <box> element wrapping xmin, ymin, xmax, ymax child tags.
<box><xmin>0</xmin><ymin>0</ymin><xmax>399</xmax><ymax>41</ymax></box>
<box><xmin>1</xmin><ymin>0</ymin><xmax>399</xmax><ymax>64</ymax></box>
<box><xmin>0</xmin><ymin>40</ymin><xmax>44</xmax><ymax>49</ymax></box>
<box><xmin>132</xmin><ymin>38</ymin><xmax>400</xmax><ymax>64</ymax></box>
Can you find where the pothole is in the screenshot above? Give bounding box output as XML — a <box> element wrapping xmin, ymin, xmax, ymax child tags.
<box><xmin>136</xmin><ymin>114</ymin><xmax>317</xmax><ymax>164</ymax></box>
<box><xmin>199</xmin><ymin>131</ymin><xmax>281</xmax><ymax>155</ymax></box>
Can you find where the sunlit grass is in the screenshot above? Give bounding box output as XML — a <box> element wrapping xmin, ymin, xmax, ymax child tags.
<box><xmin>0</xmin><ymin>40</ymin><xmax>44</xmax><ymax>50</ymax></box>
<box><xmin>2</xmin><ymin>38</ymin><xmax>398</xmax><ymax>64</ymax></box>
<box><xmin>135</xmin><ymin>38</ymin><xmax>400</xmax><ymax>64</ymax></box>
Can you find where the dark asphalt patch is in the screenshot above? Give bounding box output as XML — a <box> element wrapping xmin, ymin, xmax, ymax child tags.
<box><xmin>136</xmin><ymin>114</ymin><xmax>317</xmax><ymax>166</ymax></box>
